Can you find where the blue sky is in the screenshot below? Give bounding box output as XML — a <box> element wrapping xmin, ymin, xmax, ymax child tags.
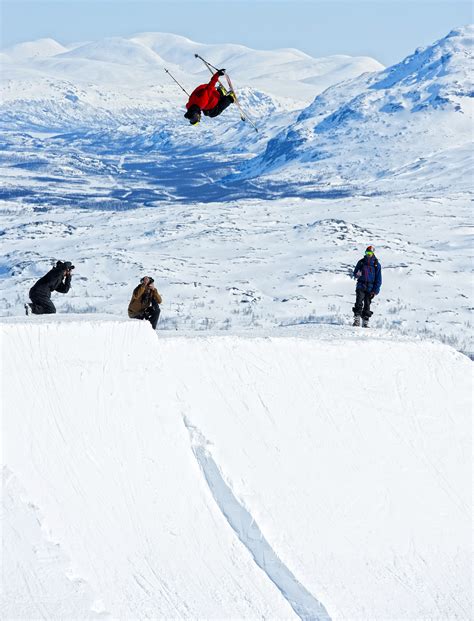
<box><xmin>1</xmin><ymin>1</ymin><xmax>472</xmax><ymax>65</ymax></box>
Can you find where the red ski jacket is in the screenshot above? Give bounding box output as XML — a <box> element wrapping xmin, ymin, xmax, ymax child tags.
<box><xmin>186</xmin><ymin>72</ymin><xmax>221</xmax><ymax>111</ymax></box>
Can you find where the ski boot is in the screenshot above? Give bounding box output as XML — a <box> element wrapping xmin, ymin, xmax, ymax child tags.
<box><xmin>352</xmin><ymin>316</ymin><xmax>361</xmax><ymax>327</ymax></box>
<box><xmin>362</xmin><ymin>318</ymin><xmax>370</xmax><ymax>328</ymax></box>
<box><xmin>228</xmin><ymin>90</ymin><xmax>236</xmax><ymax>102</ymax></box>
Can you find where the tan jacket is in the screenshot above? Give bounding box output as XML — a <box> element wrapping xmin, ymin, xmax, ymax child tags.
<box><xmin>128</xmin><ymin>283</ymin><xmax>162</xmax><ymax>317</ymax></box>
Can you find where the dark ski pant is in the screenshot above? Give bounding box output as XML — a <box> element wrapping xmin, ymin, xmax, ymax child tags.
<box><xmin>353</xmin><ymin>289</ymin><xmax>373</xmax><ymax>319</ymax></box>
<box><xmin>29</xmin><ymin>287</ymin><xmax>56</xmax><ymax>314</ymax></box>
<box><xmin>131</xmin><ymin>301</ymin><xmax>161</xmax><ymax>330</ymax></box>
<box><xmin>203</xmin><ymin>94</ymin><xmax>234</xmax><ymax>118</ymax></box>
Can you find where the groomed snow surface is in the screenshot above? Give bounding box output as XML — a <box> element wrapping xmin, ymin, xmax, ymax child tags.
<box><xmin>1</xmin><ymin>318</ymin><xmax>471</xmax><ymax>619</ymax></box>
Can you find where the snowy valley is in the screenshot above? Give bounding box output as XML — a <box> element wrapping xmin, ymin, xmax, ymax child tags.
<box><xmin>0</xmin><ymin>28</ymin><xmax>472</xmax><ymax>354</ymax></box>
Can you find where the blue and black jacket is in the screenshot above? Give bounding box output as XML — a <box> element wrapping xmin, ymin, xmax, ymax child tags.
<box><xmin>353</xmin><ymin>255</ymin><xmax>382</xmax><ymax>294</ymax></box>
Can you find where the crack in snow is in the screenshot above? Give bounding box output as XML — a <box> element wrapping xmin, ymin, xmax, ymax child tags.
<box><xmin>183</xmin><ymin>417</ymin><xmax>331</xmax><ymax>621</ymax></box>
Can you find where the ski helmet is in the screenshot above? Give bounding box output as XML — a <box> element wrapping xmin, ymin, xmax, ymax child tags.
<box><xmin>184</xmin><ymin>105</ymin><xmax>201</xmax><ymax>125</ymax></box>
<box><xmin>365</xmin><ymin>245</ymin><xmax>375</xmax><ymax>256</ymax></box>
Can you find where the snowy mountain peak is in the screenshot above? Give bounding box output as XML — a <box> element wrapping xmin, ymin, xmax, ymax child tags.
<box><xmin>239</xmin><ymin>25</ymin><xmax>473</xmax><ymax>194</ymax></box>
<box><xmin>1</xmin><ymin>31</ymin><xmax>383</xmax><ymax>107</ymax></box>
<box><xmin>369</xmin><ymin>24</ymin><xmax>473</xmax><ymax>98</ymax></box>
<box><xmin>56</xmin><ymin>36</ymin><xmax>168</xmax><ymax>67</ymax></box>
<box><xmin>2</xmin><ymin>38</ymin><xmax>68</xmax><ymax>60</ymax></box>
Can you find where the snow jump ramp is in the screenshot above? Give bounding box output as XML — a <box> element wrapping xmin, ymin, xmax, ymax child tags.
<box><xmin>1</xmin><ymin>317</ymin><xmax>471</xmax><ymax>620</ymax></box>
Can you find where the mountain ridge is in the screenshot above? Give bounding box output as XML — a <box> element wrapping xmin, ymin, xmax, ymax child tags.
<box><xmin>1</xmin><ymin>31</ymin><xmax>383</xmax><ymax>108</ymax></box>
<box><xmin>236</xmin><ymin>25</ymin><xmax>473</xmax><ymax>193</ymax></box>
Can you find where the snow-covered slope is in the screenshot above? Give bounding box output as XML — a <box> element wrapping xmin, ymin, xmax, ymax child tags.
<box><xmin>1</xmin><ymin>194</ymin><xmax>471</xmax><ymax>357</ymax></box>
<box><xmin>0</xmin><ymin>28</ymin><xmax>472</xmax><ymax>357</ymax></box>
<box><xmin>0</xmin><ymin>33</ymin><xmax>383</xmax><ymax>204</ymax></box>
<box><xmin>1</xmin><ymin>318</ymin><xmax>471</xmax><ymax>619</ymax></box>
<box><xmin>239</xmin><ymin>26</ymin><xmax>474</xmax><ymax>194</ymax></box>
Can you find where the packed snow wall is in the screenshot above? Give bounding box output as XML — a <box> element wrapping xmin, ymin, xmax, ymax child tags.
<box><xmin>1</xmin><ymin>318</ymin><xmax>471</xmax><ymax>620</ymax></box>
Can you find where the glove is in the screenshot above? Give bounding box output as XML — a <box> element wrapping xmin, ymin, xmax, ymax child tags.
<box><xmin>217</xmin><ymin>69</ymin><xmax>226</xmax><ymax>76</ymax></box>
<box><xmin>370</xmin><ymin>292</ymin><xmax>375</xmax><ymax>299</ymax></box>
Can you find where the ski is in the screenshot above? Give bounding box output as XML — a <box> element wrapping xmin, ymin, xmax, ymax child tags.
<box><xmin>224</xmin><ymin>72</ymin><xmax>259</xmax><ymax>133</ymax></box>
<box><xmin>194</xmin><ymin>53</ymin><xmax>258</xmax><ymax>133</ymax></box>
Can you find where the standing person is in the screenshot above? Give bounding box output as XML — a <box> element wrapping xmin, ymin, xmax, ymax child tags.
<box><xmin>184</xmin><ymin>69</ymin><xmax>235</xmax><ymax>125</ymax></box>
<box><xmin>128</xmin><ymin>276</ymin><xmax>162</xmax><ymax>330</ymax></box>
<box><xmin>352</xmin><ymin>245</ymin><xmax>382</xmax><ymax>328</ymax></box>
<box><xmin>26</xmin><ymin>260</ymin><xmax>74</xmax><ymax>315</ymax></box>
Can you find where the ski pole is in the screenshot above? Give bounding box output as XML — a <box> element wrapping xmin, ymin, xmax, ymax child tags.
<box><xmin>194</xmin><ymin>53</ymin><xmax>219</xmax><ymax>73</ymax></box>
<box><xmin>163</xmin><ymin>68</ymin><xmax>190</xmax><ymax>97</ymax></box>
<box><xmin>194</xmin><ymin>53</ymin><xmax>227</xmax><ymax>93</ymax></box>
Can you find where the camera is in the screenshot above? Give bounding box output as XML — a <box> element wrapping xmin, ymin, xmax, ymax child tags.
<box><xmin>56</xmin><ymin>260</ymin><xmax>75</xmax><ymax>270</ymax></box>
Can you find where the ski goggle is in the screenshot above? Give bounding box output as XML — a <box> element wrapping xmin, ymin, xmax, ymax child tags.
<box><xmin>365</xmin><ymin>251</ymin><xmax>374</xmax><ymax>256</ymax></box>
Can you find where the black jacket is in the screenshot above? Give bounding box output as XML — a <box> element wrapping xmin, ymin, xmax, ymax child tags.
<box><xmin>30</xmin><ymin>266</ymin><xmax>71</xmax><ymax>298</ymax></box>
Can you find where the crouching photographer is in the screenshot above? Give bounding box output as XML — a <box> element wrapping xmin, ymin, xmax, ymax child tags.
<box><xmin>128</xmin><ymin>276</ymin><xmax>162</xmax><ymax>330</ymax></box>
<box><xmin>26</xmin><ymin>260</ymin><xmax>74</xmax><ymax>315</ymax></box>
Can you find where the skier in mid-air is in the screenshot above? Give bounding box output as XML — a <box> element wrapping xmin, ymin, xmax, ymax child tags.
<box><xmin>128</xmin><ymin>276</ymin><xmax>162</xmax><ymax>330</ymax></box>
<box><xmin>26</xmin><ymin>260</ymin><xmax>74</xmax><ymax>315</ymax></box>
<box><xmin>352</xmin><ymin>245</ymin><xmax>382</xmax><ymax>328</ymax></box>
<box><xmin>184</xmin><ymin>68</ymin><xmax>235</xmax><ymax>125</ymax></box>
